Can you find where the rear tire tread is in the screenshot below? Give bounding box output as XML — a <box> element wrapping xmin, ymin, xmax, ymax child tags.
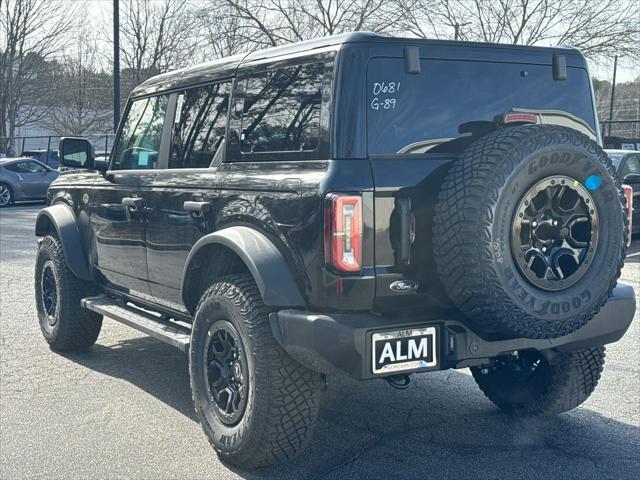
<box><xmin>192</xmin><ymin>274</ymin><xmax>322</xmax><ymax>468</ymax></box>
<box><xmin>472</xmin><ymin>347</ymin><xmax>606</xmax><ymax>415</ymax></box>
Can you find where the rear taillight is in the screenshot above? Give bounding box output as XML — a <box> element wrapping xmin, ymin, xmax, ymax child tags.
<box><xmin>502</xmin><ymin>112</ymin><xmax>538</xmax><ymax>125</ymax></box>
<box><xmin>325</xmin><ymin>194</ymin><xmax>362</xmax><ymax>273</ymax></box>
<box><xmin>623</xmin><ymin>185</ymin><xmax>633</xmax><ymax>247</ymax></box>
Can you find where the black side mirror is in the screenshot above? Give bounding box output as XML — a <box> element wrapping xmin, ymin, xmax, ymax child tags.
<box><xmin>59</xmin><ymin>137</ymin><xmax>95</xmax><ymax>170</ymax></box>
<box><xmin>623</xmin><ymin>173</ymin><xmax>640</xmax><ymax>184</ymax></box>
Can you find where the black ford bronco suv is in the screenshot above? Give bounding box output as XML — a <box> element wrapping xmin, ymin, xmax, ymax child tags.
<box><xmin>34</xmin><ymin>33</ymin><xmax>635</xmax><ymax>468</ymax></box>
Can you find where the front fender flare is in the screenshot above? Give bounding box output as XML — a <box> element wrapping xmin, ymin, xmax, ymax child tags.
<box><xmin>35</xmin><ymin>204</ymin><xmax>92</xmax><ymax>281</ymax></box>
<box><xmin>181</xmin><ymin>226</ymin><xmax>305</xmax><ymax>309</ymax></box>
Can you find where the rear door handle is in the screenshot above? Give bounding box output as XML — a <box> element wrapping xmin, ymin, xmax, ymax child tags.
<box><xmin>122</xmin><ymin>197</ymin><xmax>144</xmax><ymax>210</ymax></box>
<box><xmin>184</xmin><ymin>201</ymin><xmax>212</xmax><ymax>215</ymax></box>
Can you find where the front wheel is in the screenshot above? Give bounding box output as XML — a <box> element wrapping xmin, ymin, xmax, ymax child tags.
<box><xmin>189</xmin><ymin>274</ymin><xmax>323</xmax><ymax>468</ymax></box>
<box><xmin>34</xmin><ymin>235</ymin><xmax>102</xmax><ymax>350</ymax></box>
<box><xmin>471</xmin><ymin>347</ymin><xmax>605</xmax><ymax>415</ymax></box>
<box><xmin>0</xmin><ymin>183</ymin><xmax>13</xmax><ymax>207</ymax></box>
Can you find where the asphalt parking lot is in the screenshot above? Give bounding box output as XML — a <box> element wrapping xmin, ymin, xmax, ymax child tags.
<box><xmin>1</xmin><ymin>203</ymin><xmax>638</xmax><ymax>479</ymax></box>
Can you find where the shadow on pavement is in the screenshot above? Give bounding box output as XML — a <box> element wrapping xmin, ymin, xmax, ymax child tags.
<box><xmin>62</xmin><ymin>336</ymin><xmax>640</xmax><ymax>480</ymax></box>
<box><xmin>62</xmin><ymin>336</ymin><xmax>194</xmax><ymax>419</ymax></box>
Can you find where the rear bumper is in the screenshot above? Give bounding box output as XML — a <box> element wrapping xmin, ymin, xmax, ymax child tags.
<box><xmin>270</xmin><ymin>283</ymin><xmax>636</xmax><ymax>380</ymax></box>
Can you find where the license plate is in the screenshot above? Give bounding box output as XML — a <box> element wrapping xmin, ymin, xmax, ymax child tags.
<box><xmin>372</xmin><ymin>327</ymin><xmax>437</xmax><ymax>375</ymax></box>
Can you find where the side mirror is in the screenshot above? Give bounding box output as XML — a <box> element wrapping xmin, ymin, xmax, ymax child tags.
<box><xmin>59</xmin><ymin>137</ymin><xmax>95</xmax><ymax>169</ymax></box>
<box><xmin>623</xmin><ymin>173</ymin><xmax>640</xmax><ymax>184</ymax></box>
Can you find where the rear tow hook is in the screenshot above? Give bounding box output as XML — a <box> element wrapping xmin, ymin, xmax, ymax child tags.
<box><xmin>385</xmin><ymin>374</ymin><xmax>411</xmax><ymax>390</ymax></box>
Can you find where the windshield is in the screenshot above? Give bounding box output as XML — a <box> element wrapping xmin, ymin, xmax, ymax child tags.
<box><xmin>367</xmin><ymin>57</ymin><xmax>596</xmax><ymax>155</ymax></box>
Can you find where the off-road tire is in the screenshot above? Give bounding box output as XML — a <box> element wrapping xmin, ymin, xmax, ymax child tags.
<box><xmin>189</xmin><ymin>274</ymin><xmax>322</xmax><ymax>468</ymax></box>
<box><xmin>472</xmin><ymin>347</ymin><xmax>605</xmax><ymax>415</ymax></box>
<box><xmin>433</xmin><ymin>125</ymin><xmax>627</xmax><ymax>339</ymax></box>
<box><xmin>34</xmin><ymin>234</ymin><xmax>102</xmax><ymax>350</ymax></box>
<box><xmin>0</xmin><ymin>183</ymin><xmax>13</xmax><ymax>207</ymax></box>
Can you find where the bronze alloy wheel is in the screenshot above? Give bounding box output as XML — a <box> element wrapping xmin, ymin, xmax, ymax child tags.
<box><xmin>511</xmin><ymin>175</ymin><xmax>598</xmax><ymax>291</ymax></box>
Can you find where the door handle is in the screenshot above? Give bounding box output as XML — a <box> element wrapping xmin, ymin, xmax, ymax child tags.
<box><xmin>184</xmin><ymin>201</ymin><xmax>212</xmax><ymax>215</ymax></box>
<box><xmin>122</xmin><ymin>197</ymin><xmax>144</xmax><ymax>211</ymax></box>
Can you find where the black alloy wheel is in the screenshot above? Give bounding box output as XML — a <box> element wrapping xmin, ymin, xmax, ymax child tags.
<box><xmin>41</xmin><ymin>260</ymin><xmax>59</xmax><ymax>326</ymax></box>
<box><xmin>204</xmin><ymin>320</ymin><xmax>249</xmax><ymax>426</ymax></box>
<box><xmin>512</xmin><ymin>175</ymin><xmax>598</xmax><ymax>291</ymax></box>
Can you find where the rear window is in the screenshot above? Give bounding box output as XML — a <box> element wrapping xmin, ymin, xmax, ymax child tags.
<box><xmin>367</xmin><ymin>58</ymin><xmax>596</xmax><ymax>155</ymax></box>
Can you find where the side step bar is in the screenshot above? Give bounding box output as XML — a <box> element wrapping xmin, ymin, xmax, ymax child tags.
<box><xmin>81</xmin><ymin>295</ymin><xmax>191</xmax><ymax>352</ymax></box>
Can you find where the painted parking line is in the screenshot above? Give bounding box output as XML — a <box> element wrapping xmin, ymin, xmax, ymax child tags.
<box><xmin>627</xmin><ymin>251</ymin><xmax>640</xmax><ymax>258</ymax></box>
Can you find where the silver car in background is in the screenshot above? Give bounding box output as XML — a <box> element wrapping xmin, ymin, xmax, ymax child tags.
<box><xmin>606</xmin><ymin>149</ymin><xmax>640</xmax><ymax>236</ymax></box>
<box><xmin>0</xmin><ymin>158</ymin><xmax>58</xmax><ymax>207</ymax></box>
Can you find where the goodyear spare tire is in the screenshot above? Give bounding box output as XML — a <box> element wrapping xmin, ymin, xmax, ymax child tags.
<box><xmin>433</xmin><ymin>124</ymin><xmax>627</xmax><ymax>339</ymax></box>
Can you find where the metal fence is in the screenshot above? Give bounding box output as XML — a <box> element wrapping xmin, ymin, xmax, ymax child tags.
<box><xmin>0</xmin><ymin>134</ymin><xmax>115</xmax><ymax>162</ymax></box>
<box><xmin>600</xmin><ymin>120</ymin><xmax>640</xmax><ymax>138</ymax></box>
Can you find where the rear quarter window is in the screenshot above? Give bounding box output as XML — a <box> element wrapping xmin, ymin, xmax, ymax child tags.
<box><xmin>241</xmin><ymin>62</ymin><xmax>323</xmax><ymax>154</ymax></box>
<box><xmin>367</xmin><ymin>57</ymin><xmax>597</xmax><ymax>155</ymax></box>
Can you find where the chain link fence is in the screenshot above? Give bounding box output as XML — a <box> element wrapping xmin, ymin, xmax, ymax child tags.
<box><xmin>600</xmin><ymin>120</ymin><xmax>640</xmax><ymax>151</ymax></box>
<box><xmin>0</xmin><ymin>134</ymin><xmax>115</xmax><ymax>167</ymax></box>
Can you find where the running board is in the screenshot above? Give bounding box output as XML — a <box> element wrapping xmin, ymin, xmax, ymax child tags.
<box><xmin>81</xmin><ymin>295</ymin><xmax>191</xmax><ymax>352</ymax></box>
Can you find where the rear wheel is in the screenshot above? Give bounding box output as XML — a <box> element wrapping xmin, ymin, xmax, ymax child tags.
<box><xmin>0</xmin><ymin>183</ymin><xmax>13</xmax><ymax>207</ymax></box>
<box><xmin>433</xmin><ymin>125</ymin><xmax>627</xmax><ymax>339</ymax></box>
<box><xmin>189</xmin><ymin>274</ymin><xmax>322</xmax><ymax>468</ymax></box>
<box><xmin>472</xmin><ymin>347</ymin><xmax>605</xmax><ymax>415</ymax></box>
<box><xmin>34</xmin><ymin>235</ymin><xmax>102</xmax><ymax>350</ymax></box>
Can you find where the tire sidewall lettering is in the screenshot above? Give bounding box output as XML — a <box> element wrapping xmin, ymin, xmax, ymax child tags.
<box><xmin>190</xmin><ymin>294</ymin><xmax>255</xmax><ymax>453</ymax></box>
<box><xmin>501</xmin><ymin>264</ymin><xmax>592</xmax><ymax>317</ymax></box>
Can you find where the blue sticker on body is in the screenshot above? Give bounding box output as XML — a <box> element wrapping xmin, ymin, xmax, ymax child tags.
<box><xmin>585</xmin><ymin>175</ymin><xmax>601</xmax><ymax>191</ymax></box>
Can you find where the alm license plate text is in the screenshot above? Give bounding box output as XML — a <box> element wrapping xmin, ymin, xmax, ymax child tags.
<box><xmin>372</xmin><ymin>327</ymin><xmax>437</xmax><ymax>375</ymax></box>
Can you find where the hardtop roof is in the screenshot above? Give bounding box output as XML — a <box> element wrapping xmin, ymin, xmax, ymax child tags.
<box><xmin>131</xmin><ymin>32</ymin><xmax>583</xmax><ymax>98</ymax></box>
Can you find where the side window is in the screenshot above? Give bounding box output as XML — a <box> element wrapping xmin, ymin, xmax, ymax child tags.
<box><xmin>5</xmin><ymin>161</ymin><xmax>45</xmax><ymax>173</ymax></box>
<box><xmin>24</xmin><ymin>161</ymin><xmax>48</xmax><ymax>173</ymax></box>
<box><xmin>620</xmin><ymin>155</ymin><xmax>640</xmax><ymax>178</ymax></box>
<box><xmin>111</xmin><ymin>95</ymin><xmax>169</xmax><ymax>170</ymax></box>
<box><xmin>4</xmin><ymin>163</ymin><xmax>26</xmax><ymax>173</ymax></box>
<box><xmin>241</xmin><ymin>62</ymin><xmax>323</xmax><ymax>153</ymax></box>
<box><xmin>169</xmin><ymin>82</ymin><xmax>231</xmax><ymax>169</ymax></box>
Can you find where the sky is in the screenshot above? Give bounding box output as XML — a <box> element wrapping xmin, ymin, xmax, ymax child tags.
<box><xmin>82</xmin><ymin>0</ymin><xmax>638</xmax><ymax>83</ymax></box>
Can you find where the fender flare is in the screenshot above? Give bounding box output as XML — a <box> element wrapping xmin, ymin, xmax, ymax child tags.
<box><xmin>35</xmin><ymin>204</ymin><xmax>92</xmax><ymax>281</ymax></box>
<box><xmin>181</xmin><ymin>226</ymin><xmax>305</xmax><ymax>309</ymax></box>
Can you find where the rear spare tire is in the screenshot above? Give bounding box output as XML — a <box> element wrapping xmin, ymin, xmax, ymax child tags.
<box><xmin>433</xmin><ymin>125</ymin><xmax>626</xmax><ymax>339</ymax></box>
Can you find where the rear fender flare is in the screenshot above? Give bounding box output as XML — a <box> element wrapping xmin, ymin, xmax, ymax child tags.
<box><xmin>181</xmin><ymin>226</ymin><xmax>305</xmax><ymax>309</ymax></box>
<box><xmin>35</xmin><ymin>204</ymin><xmax>92</xmax><ymax>281</ymax></box>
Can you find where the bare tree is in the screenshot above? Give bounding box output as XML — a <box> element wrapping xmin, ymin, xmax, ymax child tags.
<box><xmin>118</xmin><ymin>0</ymin><xmax>202</xmax><ymax>85</ymax></box>
<box><xmin>397</xmin><ymin>0</ymin><xmax>640</xmax><ymax>59</ymax></box>
<box><xmin>218</xmin><ymin>0</ymin><xmax>401</xmax><ymax>49</ymax></box>
<box><xmin>41</xmin><ymin>31</ymin><xmax>112</xmax><ymax>136</ymax></box>
<box><xmin>196</xmin><ymin>2</ymin><xmax>255</xmax><ymax>58</ymax></box>
<box><xmin>0</xmin><ymin>0</ymin><xmax>74</xmax><ymax>151</ymax></box>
